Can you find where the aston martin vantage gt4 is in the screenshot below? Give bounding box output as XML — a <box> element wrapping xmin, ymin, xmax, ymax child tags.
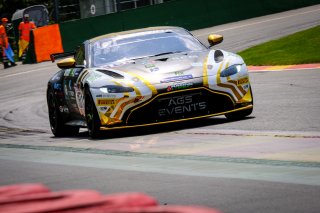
<box><xmin>47</xmin><ymin>26</ymin><xmax>253</xmax><ymax>138</ymax></box>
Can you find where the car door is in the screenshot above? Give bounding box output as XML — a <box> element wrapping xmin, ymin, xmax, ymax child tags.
<box><xmin>62</xmin><ymin>44</ymin><xmax>86</xmax><ymax>118</ymax></box>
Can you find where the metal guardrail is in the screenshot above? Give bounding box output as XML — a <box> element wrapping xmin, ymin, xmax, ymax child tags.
<box><xmin>58</xmin><ymin>0</ymin><xmax>169</xmax><ymax>21</ymax></box>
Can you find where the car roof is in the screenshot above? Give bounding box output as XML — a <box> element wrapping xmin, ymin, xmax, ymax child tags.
<box><xmin>88</xmin><ymin>26</ymin><xmax>185</xmax><ymax>43</ymax></box>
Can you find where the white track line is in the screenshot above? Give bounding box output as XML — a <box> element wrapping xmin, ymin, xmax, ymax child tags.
<box><xmin>195</xmin><ymin>7</ymin><xmax>320</xmax><ymax>36</ymax></box>
<box><xmin>0</xmin><ymin>66</ymin><xmax>53</xmax><ymax>79</ymax></box>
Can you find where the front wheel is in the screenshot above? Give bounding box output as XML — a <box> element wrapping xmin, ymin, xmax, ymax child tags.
<box><xmin>85</xmin><ymin>88</ymin><xmax>101</xmax><ymax>138</ymax></box>
<box><xmin>47</xmin><ymin>87</ymin><xmax>79</xmax><ymax>137</ymax></box>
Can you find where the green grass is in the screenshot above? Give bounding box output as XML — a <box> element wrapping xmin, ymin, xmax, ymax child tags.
<box><xmin>238</xmin><ymin>25</ymin><xmax>320</xmax><ymax>65</ymax></box>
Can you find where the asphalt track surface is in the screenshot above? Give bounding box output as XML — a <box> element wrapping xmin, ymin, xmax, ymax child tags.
<box><xmin>0</xmin><ymin>5</ymin><xmax>320</xmax><ymax>213</ymax></box>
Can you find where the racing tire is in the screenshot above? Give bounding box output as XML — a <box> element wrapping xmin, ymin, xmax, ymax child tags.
<box><xmin>47</xmin><ymin>88</ymin><xmax>79</xmax><ymax>137</ymax></box>
<box><xmin>85</xmin><ymin>88</ymin><xmax>101</xmax><ymax>138</ymax></box>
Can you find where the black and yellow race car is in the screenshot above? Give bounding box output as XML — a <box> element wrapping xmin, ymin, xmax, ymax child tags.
<box><xmin>47</xmin><ymin>26</ymin><xmax>253</xmax><ymax>138</ymax></box>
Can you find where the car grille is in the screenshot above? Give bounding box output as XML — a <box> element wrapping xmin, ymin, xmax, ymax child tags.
<box><xmin>125</xmin><ymin>87</ymin><xmax>234</xmax><ymax>125</ymax></box>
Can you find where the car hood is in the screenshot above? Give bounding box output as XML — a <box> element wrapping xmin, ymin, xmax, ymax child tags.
<box><xmin>100</xmin><ymin>51</ymin><xmax>209</xmax><ymax>85</ymax></box>
<box><xmin>85</xmin><ymin>49</ymin><xmax>245</xmax><ymax>90</ymax></box>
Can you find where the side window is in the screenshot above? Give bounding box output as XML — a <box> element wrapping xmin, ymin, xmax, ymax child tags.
<box><xmin>75</xmin><ymin>45</ymin><xmax>85</xmax><ymax>65</ymax></box>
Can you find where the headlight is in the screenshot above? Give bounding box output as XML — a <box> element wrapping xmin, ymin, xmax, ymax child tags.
<box><xmin>100</xmin><ymin>85</ymin><xmax>134</xmax><ymax>93</ymax></box>
<box><xmin>220</xmin><ymin>64</ymin><xmax>242</xmax><ymax>77</ymax></box>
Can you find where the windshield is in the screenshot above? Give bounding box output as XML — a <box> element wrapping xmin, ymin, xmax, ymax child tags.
<box><xmin>90</xmin><ymin>28</ymin><xmax>206</xmax><ymax>67</ymax></box>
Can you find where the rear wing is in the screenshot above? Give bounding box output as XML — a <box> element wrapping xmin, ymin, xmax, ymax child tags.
<box><xmin>50</xmin><ymin>51</ymin><xmax>75</xmax><ymax>63</ymax></box>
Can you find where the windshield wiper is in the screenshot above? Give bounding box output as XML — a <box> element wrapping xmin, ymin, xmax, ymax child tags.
<box><xmin>127</xmin><ymin>51</ymin><xmax>184</xmax><ymax>61</ymax></box>
<box><xmin>153</xmin><ymin>51</ymin><xmax>183</xmax><ymax>57</ymax></box>
<box><xmin>130</xmin><ymin>55</ymin><xmax>153</xmax><ymax>60</ymax></box>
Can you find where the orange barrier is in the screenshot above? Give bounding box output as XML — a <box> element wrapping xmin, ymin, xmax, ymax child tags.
<box><xmin>33</xmin><ymin>24</ymin><xmax>64</xmax><ymax>63</ymax></box>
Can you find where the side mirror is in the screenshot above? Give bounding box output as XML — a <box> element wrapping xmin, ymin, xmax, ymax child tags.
<box><xmin>208</xmin><ymin>34</ymin><xmax>223</xmax><ymax>47</ymax></box>
<box><xmin>57</xmin><ymin>57</ymin><xmax>76</xmax><ymax>69</ymax></box>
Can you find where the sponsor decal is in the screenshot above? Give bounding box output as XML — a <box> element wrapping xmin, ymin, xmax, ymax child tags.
<box><xmin>160</xmin><ymin>75</ymin><xmax>193</xmax><ymax>83</ymax></box>
<box><xmin>191</xmin><ymin>62</ymin><xmax>203</xmax><ymax>67</ymax></box>
<box><xmin>174</xmin><ymin>71</ymin><xmax>184</xmax><ymax>76</ymax></box>
<box><xmin>59</xmin><ymin>105</ymin><xmax>69</xmax><ymax>113</ymax></box>
<box><xmin>68</xmin><ymin>80</ymin><xmax>73</xmax><ymax>90</ymax></box>
<box><xmin>150</xmin><ymin>67</ymin><xmax>159</xmax><ymax>72</ymax></box>
<box><xmin>96</xmin><ymin>94</ymin><xmax>117</xmax><ymax>98</ymax></box>
<box><xmin>237</xmin><ymin>77</ymin><xmax>249</xmax><ymax>85</ymax></box>
<box><xmin>63</xmin><ymin>80</ymin><xmax>69</xmax><ymax>99</ymax></box>
<box><xmin>167</xmin><ymin>82</ymin><xmax>193</xmax><ymax>91</ymax></box>
<box><xmin>144</xmin><ymin>63</ymin><xmax>155</xmax><ymax>68</ymax></box>
<box><xmin>143</xmin><ymin>62</ymin><xmax>159</xmax><ymax>72</ymax></box>
<box><xmin>64</xmin><ymin>69</ymin><xmax>71</xmax><ymax>76</ymax></box>
<box><xmin>97</xmin><ymin>99</ymin><xmax>115</xmax><ymax>106</ymax></box>
<box><xmin>63</xmin><ymin>68</ymin><xmax>82</xmax><ymax>77</ymax></box>
<box><xmin>75</xmin><ymin>87</ymin><xmax>85</xmax><ymax>116</ymax></box>
<box><xmin>69</xmin><ymin>69</ymin><xmax>75</xmax><ymax>77</ymax></box>
<box><xmin>158</xmin><ymin>94</ymin><xmax>206</xmax><ymax>117</ymax></box>
<box><xmin>53</xmin><ymin>83</ymin><xmax>62</xmax><ymax>90</ymax></box>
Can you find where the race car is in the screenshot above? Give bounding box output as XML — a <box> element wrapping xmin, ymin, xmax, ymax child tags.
<box><xmin>47</xmin><ymin>26</ymin><xmax>253</xmax><ymax>138</ymax></box>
